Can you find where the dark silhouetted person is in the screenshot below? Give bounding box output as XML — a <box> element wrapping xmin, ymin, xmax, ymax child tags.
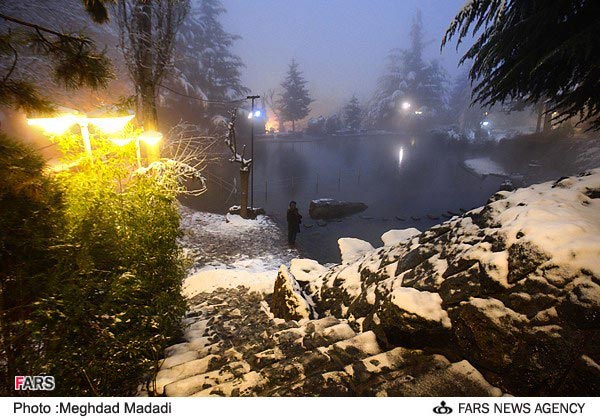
<box><xmin>287</xmin><ymin>201</ymin><xmax>302</xmax><ymax>245</ymax></box>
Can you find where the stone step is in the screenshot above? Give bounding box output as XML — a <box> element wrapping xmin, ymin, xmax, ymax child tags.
<box><xmin>152</xmin><ymin>354</ymin><xmax>220</xmax><ymax>395</ymax></box>
<box><xmin>163</xmin><ymin>360</ymin><xmax>250</xmax><ymax>397</ymax></box>
<box><xmin>381</xmin><ymin>360</ymin><xmax>502</xmax><ymax>397</ymax></box>
<box><xmin>191</xmin><ymin>371</ymin><xmax>267</xmax><ymax>397</ymax></box>
<box><xmin>303</xmin><ymin>323</ymin><xmax>356</xmax><ymax>350</ymax></box>
<box><xmin>344</xmin><ymin>346</ymin><xmax>450</xmax><ymax>385</ymax></box>
<box><xmin>159</xmin><ymin>351</ymin><xmax>200</xmax><ymax>369</ymax></box>
<box><xmin>255</xmin><ymin>331</ymin><xmax>383</xmax><ymax>396</ymax></box>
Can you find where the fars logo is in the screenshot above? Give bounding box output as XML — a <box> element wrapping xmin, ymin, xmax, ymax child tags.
<box><xmin>14</xmin><ymin>376</ymin><xmax>55</xmax><ymax>391</ymax></box>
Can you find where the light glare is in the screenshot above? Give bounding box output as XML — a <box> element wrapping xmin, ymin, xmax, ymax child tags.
<box><xmin>138</xmin><ymin>130</ymin><xmax>163</xmax><ymax>146</ymax></box>
<box><xmin>27</xmin><ymin>114</ymin><xmax>77</xmax><ymax>135</ymax></box>
<box><xmin>88</xmin><ymin>115</ymin><xmax>135</xmax><ymax>134</ymax></box>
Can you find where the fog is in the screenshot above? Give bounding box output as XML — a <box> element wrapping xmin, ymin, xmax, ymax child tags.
<box><xmin>222</xmin><ymin>0</ymin><xmax>469</xmax><ymax>116</ymax></box>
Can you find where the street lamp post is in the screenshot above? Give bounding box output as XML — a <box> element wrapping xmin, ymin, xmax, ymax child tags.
<box><xmin>247</xmin><ymin>95</ymin><xmax>260</xmax><ymax>211</ymax></box>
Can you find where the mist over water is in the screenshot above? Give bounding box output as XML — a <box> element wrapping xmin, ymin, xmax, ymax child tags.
<box><xmin>183</xmin><ymin>133</ymin><xmax>506</xmax><ymax>263</ymax></box>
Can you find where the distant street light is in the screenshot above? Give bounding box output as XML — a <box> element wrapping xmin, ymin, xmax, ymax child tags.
<box><xmin>247</xmin><ymin>95</ymin><xmax>260</xmax><ymax>211</ymax></box>
<box><xmin>401</xmin><ymin>101</ymin><xmax>411</xmax><ymax>110</ymax></box>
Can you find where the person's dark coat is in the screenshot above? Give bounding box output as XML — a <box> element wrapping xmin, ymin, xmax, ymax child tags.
<box><xmin>287</xmin><ymin>208</ymin><xmax>302</xmax><ymax>233</ymax></box>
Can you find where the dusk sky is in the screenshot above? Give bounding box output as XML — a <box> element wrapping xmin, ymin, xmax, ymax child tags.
<box><xmin>221</xmin><ymin>0</ymin><xmax>471</xmax><ymax>117</ymax></box>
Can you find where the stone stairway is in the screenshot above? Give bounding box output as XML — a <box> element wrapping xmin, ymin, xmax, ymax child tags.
<box><xmin>147</xmin><ymin>286</ymin><xmax>502</xmax><ymax>397</ymax></box>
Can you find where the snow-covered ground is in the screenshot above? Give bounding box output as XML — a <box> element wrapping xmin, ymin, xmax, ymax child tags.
<box><xmin>464</xmin><ymin>157</ymin><xmax>508</xmax><ymax>176</ymax></box>
<box><xmin>179</xmin><ymin>207</ymin><xmax>298</xmax><ymax>297</ymax></box>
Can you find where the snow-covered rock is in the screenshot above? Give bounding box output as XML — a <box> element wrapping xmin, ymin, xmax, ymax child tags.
<box><xmin>307</xmin><ymin>169</ymin><xmax>600</xmax><ymax>395</ymax></box>
<box><xmin>338</xmin><ymin>237</ymin><xmax>374</xmax><ymax>265</ymax></box>
<box><xmin>464</xmin><ymin>157</ymin><xmax>507</xmax><ymax>176</ymax></box>
<box><xmin>270</xmin><ymin>265</ymin><xmax>313</xmax><ymax>321</ymax></box>
<box><xmin>309</xmin><ymin>198</ymin><xmax>367</xmax><ymax>219</ymax></box>
<box><xmin>381</xmin><ymin>228</ymin><xmax>421</xmax><ymax>246</ymax></box>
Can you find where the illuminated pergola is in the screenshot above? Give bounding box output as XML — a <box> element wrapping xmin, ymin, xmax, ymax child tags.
<box><xmin>27</xmin><ymin>110</ymin><xmax>162</xmax><ymax>165</ymax></box>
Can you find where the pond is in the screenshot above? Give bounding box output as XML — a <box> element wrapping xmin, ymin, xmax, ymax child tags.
<box><xmin>183</xmin><ymin>133</ymin><xmax>507</xmax><ymax>263</ymax></box>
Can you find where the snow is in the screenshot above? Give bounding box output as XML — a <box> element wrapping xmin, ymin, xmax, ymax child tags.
<box><xmin>390</xmin><ymin>286</ymin><xmax>451</xmax><ymax>328</ymax></box>
<box><xmin>464</xmin><ymin>157</ymin><xmax>507</xmax><ymax>176</ymax></box>
<box><xmin>289</xmin><ymin>258</ymin><xmax>327</xmax><ymax>284</ymax></box>
<box><xmin>447</xmin><ymin>361</ymin><xmax>503</xmax><ymax>397</ymax></box>
<box><xmin>179</xmin><ymin>207</ymin><xmax>297</xmax><ymax>297</ymax></box>
<box><xmin>381</xmin><ymin>228</ymin><xmax>421</xmax><ymax>246</ymax></box>
<box><xmin>183</xmin><ymin>266</ymin><xmax>276</xmax><ymax>298</ymax></box>
<box><xmin>468</xmin><ymin>298</ymin><xmax>528</xmax><ymax>326</ymax></box>
<box><xmin>274</xmin><ymin>265</ymin><xmax>311</xmax><ymax>320</ymax></box>
<box><xmin>493</xmin><ymin>169</ymin><xmax>600</xmax><ymax>278</ymax></box>
<box><xmin>338</xmin><ymin>237</ymin><xmax>375</xmax><ymax>264</ymax></box>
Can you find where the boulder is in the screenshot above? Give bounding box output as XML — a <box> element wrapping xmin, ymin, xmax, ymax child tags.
<box><xmin>381</xmin><ymin>228</ymin><xmax>421</xmax><ymax>246</ymax></box>
<box><xmin>305</xmin><ymin>169</ymin><xmax>600</xmax><ymax>395</ymax></box>
<box><xmin>338</xmin><ymin>237</ymin><xmax>374</xmax><ymax>264</ymax></box>
<box><xmin>309</xmin><ymin>198</ymin><xmax>367</xmax><ymax>219</ymax></box>
<box><xmin>271</xmin><ymin>265</ymin><xmax>314</xmax><ymax>321</ymax></box>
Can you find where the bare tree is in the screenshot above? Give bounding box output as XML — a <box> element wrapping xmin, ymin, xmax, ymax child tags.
<box><xmin>223</xmin><ymin>110</ymin><xmax>252</xmax><ymax>218</ymax></box>
<box><xmin>115</xmin><ymin>0</ymin><xmax>189</xmax><ymax>130</ymax></box>
<box><xmin>264</xmin><ymin>89</ymin><xmax>284</xmax><ymax>132</ymax></box>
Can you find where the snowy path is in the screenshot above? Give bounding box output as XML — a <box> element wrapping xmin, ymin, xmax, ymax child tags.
<box><xmin>178</xmin><ymin>206</ymin><xmax>299</xmax><ymax>298</ymax></box>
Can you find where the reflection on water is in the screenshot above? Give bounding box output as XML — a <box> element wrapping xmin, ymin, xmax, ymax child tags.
<box><xmin>398</xmin><ymin>146</ymin><xmax>404</xmax><ymax>169</ymax></box>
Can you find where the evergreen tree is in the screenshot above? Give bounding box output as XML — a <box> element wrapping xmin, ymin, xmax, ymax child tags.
<box><xmin>448</xmin><ymin>71</ymin><xmax>484</xmax><ymax>133</ymax></box>
<box><xmin>443</xmin><ymin>0</ymin><xmax>600</xmax><ymax>131</ymax></box>
<box><xmin>278</xmin><ymin>59</ymin><xmax>312</xmax><ymax>131</ymax></box>
<box><xmin>0</xmin><ymin>1</ymin><xmax>114</xmax><ymax>113</ymax></box>
<box><xmin>165</xmin><ymin>0</ymin><xmax>248</xmax><ymax>129</ymax></box>
<box><xmin>0</xmin><ymin>134</ymin><xmax>64</xmax><ymax>392</ymax></box>
<box><xmin>369</xmin><ymin>10</ymin><xmax>446</xmax><ymax>128</ymax></box>
<box><xmin>343</xmin><ymin>95</ymin><xmax>362</xmax><ymax>131</ymax></box>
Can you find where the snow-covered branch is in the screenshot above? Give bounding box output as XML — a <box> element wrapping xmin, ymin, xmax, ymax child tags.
<box><xmin>224</xmin><ymin>109</ymin><xmax>252</xmax><ymax>171</ymax></box>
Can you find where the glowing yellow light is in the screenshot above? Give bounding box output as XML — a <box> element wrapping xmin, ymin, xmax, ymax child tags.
<box><xmin>88</xmin><ymin>115</ymin><xmax>135</xmax><ymax>134</ymax></box>
<box><xmin>138</xmin><ymin>130</ymin><xmax>163</xmax><ymax>146</ymax></box>
<box><xmin>111</xmin><ymin>137</ymin><xmax>134</xmax><ymax>147</ymax></box>
<box><xmin>265</xmin><ymin>118</ymin><xmax>278</xmax><ymax>132</ymax></box>
<box><xmin>27</xmin><ymin>114</ymin><xmax>78</xmax><ymax>135</ymax></box>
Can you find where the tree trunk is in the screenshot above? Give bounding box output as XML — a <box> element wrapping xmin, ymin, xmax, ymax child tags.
<box><xmin>543</xmin><ymin>108</ymin><xmax>552</xmax><ymax>132</ymax></box>
<box><xmin>536</xmin><ymin>103</ymin><xmax>544</xmax><ymax>133</ymax></box>
<box><xmin>137</xmin><ymin>1</ymin><xmax>158</xmax><ymax>132</ymax></box>
<box><xmin>292</xmin><ymin>120</ymin><xmax>295</xmax><ymax>132</ymax></box>
<box><xmin>136</xmin><ymin>1</ymin><xmax>160</xmax><ymax>162</ymax></box>
<box><xmin>240</xmin><ymin>169</ymin><xmax>249</xmax><ymax>219</ymax></box>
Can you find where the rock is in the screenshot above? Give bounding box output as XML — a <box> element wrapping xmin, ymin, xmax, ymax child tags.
<box><xmin>499</xmin><ymin>180</ymin><xmax>515</xmax><ymax>192</ymax></box>
<box><xmin>381</xmin><ymin>228</ymin><xmax>421</xmax><ymax>246</ymax></box>
<box><xmin>227</xmin><ymin>206</ymin><xmax>265</xmax><ymax>219</ymax></box>
<box><xmin>559</xmin><ymin>355</ymin><xmax>600</xmax><ymax>395</ymax></box>
<box><xmin>270</xmin><ymin>265</ymin><xmax>313</xmax><ymax>321</ymax></box>
<box><xmin>451</xmin><ymin>298</ymin><xmax>526</xmax><ymax>372</ymax></box>
<box><xmin>309</xmin><ymin>198</ymin><xmax>367</xmax><ymax>219</ymax></box>
<box><xmin>289</xmin><ymin>258</ymin><xmax>327</xmax><ymax>299</ymax></box>
<box><xmin>557</xmin><ymin>281</ymin><xmax>600</xmax><ymax>328</ymax></box>
<box><xmin>338</xmin><ymin>237</ymin><xmax>374</xmax><ymax>264</ymax></box>
<box><xmin>367</xmin><ymin>284</ymin><xmax>452</xmax><ymax>348</ymax></box>
<box><xmin>507</xmin><ymin>242</ymin><xmax>550</xmax><ymax>283</ymax></box>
